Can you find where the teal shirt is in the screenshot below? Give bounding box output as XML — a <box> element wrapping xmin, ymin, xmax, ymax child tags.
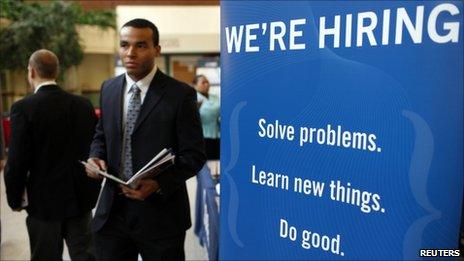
<box><xmin>197</xmin><ymin>92</ymin><xmax>220</xmax><ymax>139</ymax></box>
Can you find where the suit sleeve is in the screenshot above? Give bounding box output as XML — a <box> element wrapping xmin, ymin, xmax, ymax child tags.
<box><xmin>156</xmin><ymin>87</ymin><xmax>206</xmax><ymax>198</ymax></box>
<box><xmin>4</xmin><ymin>102</ymin><xmax>31</xmax><ymax>209</ymax></box>
<box><xmin>89</xmin><ymin>83</ymin><xmax>107</xmax><ymax>160</ymax></box>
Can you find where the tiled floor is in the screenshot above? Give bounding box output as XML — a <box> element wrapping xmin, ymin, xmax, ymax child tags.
<box><xmin>0</xmin><ymin>170</ymin><xmax>207</xmax><ymax>260</ymax></box>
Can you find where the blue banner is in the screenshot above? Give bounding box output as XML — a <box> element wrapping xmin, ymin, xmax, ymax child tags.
<box><xmin>220</xmin><ymin>1</ymin><xmax>463</xmax><ymax>260</ymax></box>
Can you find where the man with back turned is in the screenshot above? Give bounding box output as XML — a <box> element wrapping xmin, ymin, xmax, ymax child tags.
<box><xmin>0</xmin><ymin>88</ymin><xmax>5</xmax><ymax>244</ymax></box>
<box><xmin>85</xmin><ymin>18</ymin><xmax>205</xmax><ymax>261</ymax></box>
<box><xmin>4</xmin><ymin>49</ymin><xmax>100</xmax><ymax>261</ymax></box>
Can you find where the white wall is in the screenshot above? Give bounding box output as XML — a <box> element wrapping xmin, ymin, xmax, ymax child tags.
<box><xmin>116</xmin><ymin>6</ymin><xmax>220</xmax><ymax>53</ymax></box>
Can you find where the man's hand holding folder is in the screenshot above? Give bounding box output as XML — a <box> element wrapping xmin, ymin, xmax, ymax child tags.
<box><xmin>85</xmin><ymin>158</ymin><xmax>106</xmax><ymax>180</ymax></box>
<box><xmin>119</xmin><ymin>179</ymin><xmax>160</xmax><ymax>201</ymax></box>
<box><xmin>83</xmin><ymin>148</ymin><xmax>175</xmax><ymax>200</ymax></box>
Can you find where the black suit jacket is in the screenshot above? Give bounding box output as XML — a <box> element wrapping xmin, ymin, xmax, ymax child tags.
<box><xmin>4</xmin><ymin>85</ymin><xmax>100</xmax><ymax>221</ymax></box>
<box><xmin>0</xmin><ymin>88</ymin><xmax>4</xmax><ymax>159</ymax></box>
<box><xmin>90</xmin><ymin>69</ymin><xmax>206</xmax><ymax>238</ymax></box>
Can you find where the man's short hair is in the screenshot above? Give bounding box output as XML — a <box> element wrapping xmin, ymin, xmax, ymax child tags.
<box><xmin>193</xmin><ymin>74</ymin><xmax>206</xmax><ymax>85</ymax></box>
<box><xmin>29</xmin><ymin>49</ymin><xmax>59</xmax><ymax>79</ymax></box>
<box><xmin>122</xmin><ymin>18</ymin><xmax>159</xmax><ymax>46</ymax></box>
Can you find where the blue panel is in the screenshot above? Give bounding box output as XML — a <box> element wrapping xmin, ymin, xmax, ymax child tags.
<box><xmin>220</xmin><ymin>1</ymin><xmax>463</xmax><ymax>260</ymax></box>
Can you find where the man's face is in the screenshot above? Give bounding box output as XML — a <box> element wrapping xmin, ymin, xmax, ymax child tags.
<box><xmin>119</xmin><ymin>26</ymin><xmax>160</xmax><ymax>81</ymax></box>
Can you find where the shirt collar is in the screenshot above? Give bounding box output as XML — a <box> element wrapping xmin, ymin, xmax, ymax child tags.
<box><xmin>125</xmin><ymin>65</ymin><xmax>157</xmax><ymax>94</ymax></box>
<box><xmin>197</xmin><ymin>91</ymin><xmax>207</xmax><ymax>100</ymax></box>
<box><xmin>35</xmin><ymin>80</ymin><xmax>57</xmax><ymax>93</ymax></box>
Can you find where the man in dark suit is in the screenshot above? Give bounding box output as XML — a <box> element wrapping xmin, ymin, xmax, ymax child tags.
<box><xmin>0</xmin><ymin>88</ymin><xmax>4</xmax><ymax>244</ymax></box>
<box><xmin>4</xmin><ymin>49</ymin><xmax>100</xmax><ymax>261</ymax></box>
<box><xmin>0</xmin><ymin>88</ymin><xmax>4</xmax><ymax>166</ymax></box>
<box><xmin>85</xmin><ymin>19</ymin><xmax>205</xmax><ymax>261</ymax></box>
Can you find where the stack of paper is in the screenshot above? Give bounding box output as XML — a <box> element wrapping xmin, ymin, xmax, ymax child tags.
<box><xmin>81</xmin><ymin>148</ymin><xmax>175</xmax><ymax>188</ymax></box>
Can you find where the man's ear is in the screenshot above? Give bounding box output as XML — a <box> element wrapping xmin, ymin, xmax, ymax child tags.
<box><xmin>154</xmin><ymin>45</ymin><xmax>161</xmax><ymax>57</ymax></box>
<box><xmin>29</xmin><ymin>66</ymin><xmax>36</xmax><ymax>79</ymax></box>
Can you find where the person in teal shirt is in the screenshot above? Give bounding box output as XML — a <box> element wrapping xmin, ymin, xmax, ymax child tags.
<box><xmin>193</xmin><ymin>75</ymin><xmax>220</xmax><ymax>172</ymax></box>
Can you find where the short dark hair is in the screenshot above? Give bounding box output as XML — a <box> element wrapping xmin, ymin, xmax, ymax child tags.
<box><xmin>122</xmin><ymin>18</ymin><xmax>159</xmax><ymax>46</ymax></box>
<box><xmin>193</xmin><ymin>74</ymin><xmax>206</xmax><ymax>85</ymax></box>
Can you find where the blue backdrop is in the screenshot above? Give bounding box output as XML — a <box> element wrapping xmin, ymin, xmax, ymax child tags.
<box><xmin>220</xmin><ymin>1</ymin><xmax>463</xmax><ymax>260</ymax></box>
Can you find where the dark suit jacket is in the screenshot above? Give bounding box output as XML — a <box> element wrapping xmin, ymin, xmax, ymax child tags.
<box><xmin>0</xmin><ymin>88</ymin><xmax>4</xmax><ymax>159</ymax></box>
<box><xmin>4</xmin><ymin>85</ymin><xmax>100</xmax><ymax>221</ymax></box>
<box><xmin>90</xmin><ymin>69</ymin><xmax>206</xmax><ymax>238</ymax></box>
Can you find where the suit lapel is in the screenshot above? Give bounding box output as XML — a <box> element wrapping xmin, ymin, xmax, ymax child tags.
<box><xmin>109</xmin><ymin>75</ymin><xmax>125</xmax><ymax>138</ymax></box>
<box><xmin>133</xmin><ymin>70</ymin><xmax>167</xmax><ymax>133</ymax></box>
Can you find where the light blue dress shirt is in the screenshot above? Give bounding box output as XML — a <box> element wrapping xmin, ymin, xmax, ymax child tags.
<box><xmin>197</xmin><ymin>92</ymin><xmax>220</xmax><ymax>139</ymax></box>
